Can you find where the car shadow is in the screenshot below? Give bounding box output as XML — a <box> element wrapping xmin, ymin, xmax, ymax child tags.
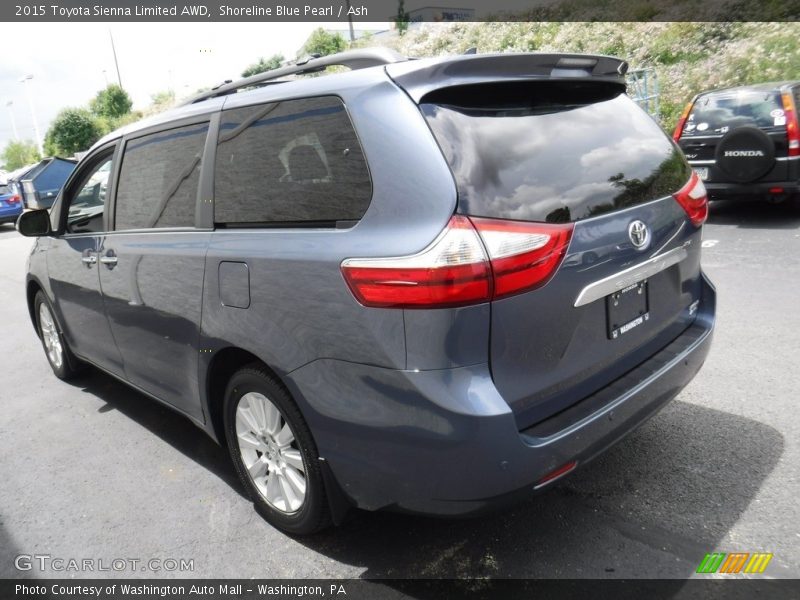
<box><xmin>65</xmin><ymin>368</ymin><xmax>247</xmax><ymax>499</ymax></box>
<box><xmin>57</xmin><ymin>369</ymin><xmax>784</xmax><ymax>582</ymax></box>
<box><xmin>293</xmin><ymin>399</ymin><xmax>784</xmax><ymax>580</ymax></box>
<box><xmin>0</xmin><ymin>522</ymin><xmax>29</xmax><ymax>579</ymax></box>
<box><xmin>0</xmin><ymin>223</ymin><xmax>20</xmax><ymax>238</ymax></box>
<box><xmin>707</xmin><ymin>198</ymin><xmax>800</xmax><ymax>230</ymax></box>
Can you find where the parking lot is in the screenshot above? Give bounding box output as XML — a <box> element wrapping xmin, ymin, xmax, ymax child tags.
<box><xmin>0</xmin><ymin>199</ymin><xmax>798</xmax><ymax>580</ymax></box>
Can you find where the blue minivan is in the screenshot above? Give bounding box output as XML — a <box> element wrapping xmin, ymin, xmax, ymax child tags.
<box><xmin>17</xmin><ymin>50</ymin><xmax>715</xmax><ymax>534</ymax></box>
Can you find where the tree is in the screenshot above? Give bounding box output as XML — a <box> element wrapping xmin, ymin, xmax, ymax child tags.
<box><xmin>44</xmin><ymin>108</ymin><xmax>104</xmax><ymax>156</ymax></box>
<box><xmin>395</xmin><ymin>0</ymin><xmax>410</xmax><ymax>36</ymax></box>
<box><xmin>150</xmin><ymin>89</ymin><xmax>176</xmax><ymax>111</ymax></box>
<box><xmin>90</xmin><ymin>84</ymin><xmax>133</xmax><ymax>120</ymax></box>
<box><xmin>302</xmin><ymin>28</ymin><xmax>347</xmax><ymax>58</ymax></box>
<box><xmin>1</xmin><ymin>140</ymin><xmax>41</xmax><ymax>170</ymax></box>
<box><xmin>242</xmin><ymin>54</ymin><xmax>284</xmax><ymax>77</ymax></box>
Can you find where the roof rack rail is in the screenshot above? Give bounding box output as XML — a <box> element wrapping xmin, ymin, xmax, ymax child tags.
<box><xmin>184</xmin><ymin>47</ymin><xmax>407</xmax><ymax>105</ymax></box>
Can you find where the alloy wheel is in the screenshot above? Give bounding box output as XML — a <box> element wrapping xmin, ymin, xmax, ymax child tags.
<box><xmin>38</xmin><ymin>303</ymin><xmax>63</xmax><ymax>370</ymax></box>
<box><xmin>235</xmin><ymin>392</ymin><xmax>307</xmax><ymax>513</ymax></box>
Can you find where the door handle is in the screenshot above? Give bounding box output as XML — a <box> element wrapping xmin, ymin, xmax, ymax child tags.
<box><xmin>81</xmin><ymin>248</ymin><xmax>97</xmax><ymax>268</ymax></box>
<box><xmin>99</xmin><ymin>250</ymin><xmax>118</xmax><ymax>269</ymax></box>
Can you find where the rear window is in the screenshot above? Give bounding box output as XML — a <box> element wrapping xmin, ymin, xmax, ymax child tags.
<box><xmin>684</xmin><ymin>90</ymin><xmax>785</xmax><ymax>136</ymax></box>
<box><xmin>421</xmin><ymin>82</ymin><xmax>689</xmax><ymax>224</ymax></box>
<box><xmin>0</xmin><ymin>184</ymin><xmax>9</xmax><ymax>195</ymax></box>
<box><xmin>34</xmin><ymin>160</ymin><xmax>75</xmax><ymax>192</ymax></box>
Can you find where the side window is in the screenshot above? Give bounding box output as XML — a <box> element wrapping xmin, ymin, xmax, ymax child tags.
<box><xmin>64</xmin><ymin>155</ymin><xmax>113</xmax><ymax>234</ymax></box>
<box><xmin>214</xmin><ymin>96</ymin><xmax>372</xmax><ymax>225</ymax></box>
<box><xmin>115</xmin><ymin>123</ymin><xmax>208</xmax><ymax>230</ymax></box>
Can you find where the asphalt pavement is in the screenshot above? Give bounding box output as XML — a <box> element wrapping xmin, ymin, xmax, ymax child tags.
<box><xmin>0</xmin><ymin>199</ymin><xmax>798</xmax><ymax>580</ymax></box>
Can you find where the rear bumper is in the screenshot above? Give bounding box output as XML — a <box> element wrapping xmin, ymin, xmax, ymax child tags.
<box><xmin>26</xmin><ymin>197</ymin><xmax>56</xmax><ymax>210</ymax></box>
<box><xmin>286</xmin><ymin>273</ymin><xmax>716</xmax><ymax>516</ymax></box>
<box><xmin>701</xmin><ymin>180</ymin><xmax>799</xmax><ymax>200</ymax></box>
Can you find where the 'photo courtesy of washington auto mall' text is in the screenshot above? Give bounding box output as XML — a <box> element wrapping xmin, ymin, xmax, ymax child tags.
<box><xmin>1</xmin><ymin>0</ymin><xmax>799</xmax><ymax>598</ymax></box>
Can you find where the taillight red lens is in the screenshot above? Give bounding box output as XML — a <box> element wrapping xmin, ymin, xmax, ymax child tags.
<box><xmin>781</xmin><ymin>92</ymin><xmax>800</xmax><ymax>157</ymax></box>
<box><xmin>341</xmin><ymin>215</ymin><xmax>573</xmax><ymax>309</ymax></box>
<box><xmin>341</xmin><ymin>215</ymin><xmax>491</xmax><ymax>309</ymax></box>
<box><xmin>7</xmin><ymin>195</ymin><xmax>20</xmax><ymax>204</ymax></box>
<box><xmin>470</xmin><ymin>217</ymin><xmax>573</xmax><ymax>299</ymax></box>
<box><xmin>673</xmin><ymin>171</ymin><xmax>708</xmax><ymax>227</ymax></box>
<box><xmin>672</xmin><ymin>101</ymin><xmax>694</xmax><ymax>142</ymax></box>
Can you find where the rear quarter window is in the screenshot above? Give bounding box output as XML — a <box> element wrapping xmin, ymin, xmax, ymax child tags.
<box><xmin>421</xmin><ymin>82</ymin><xmax>688</xmax><ymax>223</ymax></box>
<box><xmin>214</xmin><ymin>96</ymin><xmax>372</xmax><ymax>226</ymax></box>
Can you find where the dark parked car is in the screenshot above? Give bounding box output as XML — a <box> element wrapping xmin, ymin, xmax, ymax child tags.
<box><xmin>0</xmin><ymin>180</ymin><xmax>23</xmax><ymax>224</ymax></box>
<box><xmin>18</xmin><ymin>49</ymin><xmax>715</xmax><ymax>534</ymax></box>
<box><xmin>18</xmin><ymin>156</ymin><xmax>77</xmax><ymax>209</ymax></box>
<box><xmin>673</xmin><ymin>81</ymin><xmax>800</xmax><ymax>205</ymax></box>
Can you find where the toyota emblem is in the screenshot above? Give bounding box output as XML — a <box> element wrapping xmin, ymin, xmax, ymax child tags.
<box><xmin>628</xmin><ymin>220</ymin><xmax>649</xmax><ymax>249</ymax></box>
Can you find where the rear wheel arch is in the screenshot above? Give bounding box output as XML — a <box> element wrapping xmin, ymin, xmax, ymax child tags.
<box><xmin>205</xmin><ymin>347</ymin><xmax>288</xmax><ymax>444</ymax></box>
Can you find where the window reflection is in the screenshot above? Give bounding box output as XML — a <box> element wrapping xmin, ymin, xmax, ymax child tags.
<box><xmin>423</xmin><ymin>92</ymin><xmax>689</xmax><ymax>223</ymax></box>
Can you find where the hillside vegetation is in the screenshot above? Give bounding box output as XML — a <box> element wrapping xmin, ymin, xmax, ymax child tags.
<box><xmin>358</xmin><ymin>22</ymin><xmax>800</xmax><ymax>131</ymax></box>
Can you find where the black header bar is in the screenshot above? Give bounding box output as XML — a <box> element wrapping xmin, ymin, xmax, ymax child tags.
<box><xmin>3</xmin><ymin>0</ymin><xmax>799</xmax><ymax>23</ymax></box>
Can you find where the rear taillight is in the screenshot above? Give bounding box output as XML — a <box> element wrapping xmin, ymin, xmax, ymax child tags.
<box><xmin>7</xmin><ymin>195</ymin><xmax>21</xmax><ymax>204</ymax></box>
<box><xmin>341</xmin><ymin>215</ymin><xmax>491</xmax><ymax>309</ymax></box>
<box><xmin>672</xmin><ymin>100</ymin><xmax>694</xmax><ymax>142</ymax></box>
<box><xmin>341</xmin><ymin>216</ymin><xmax>573</xmax><ymax>309</ymax></box>
<box><xmin>781</xmin><ymin>92</ymin><xmax>800</xmax><ymax>157</ymax></box>
<box><xmin>470</xmin><ymin>217</ymin><xmax>573</xmax><ymax>299</ymax></box>
<box><xmin>673</xmin><ymin>171</ymin><xmax>708</xmax><ymax>227</ymax></box>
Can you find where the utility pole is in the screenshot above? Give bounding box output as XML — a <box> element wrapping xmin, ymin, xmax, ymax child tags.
<box><xmin>19</xmin><ymin>75</ymin><xmax>43</xmax><ymax>155</ymax></box>
<box><xmin>345</xmin><ymin>0</ymin><xmax>355</xmax><ymax>42</ymax></box>
<box><xmin>109</xmin><ymin>29</ymin><xmax>123</xmax><ymax>89</ymax></box>
<box><xmin>6</xmin><ymin>101</ymin><xmax>19</xmax><ymax>141</ymax></box>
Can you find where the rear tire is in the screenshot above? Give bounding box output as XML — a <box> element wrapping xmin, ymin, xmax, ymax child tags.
<box><xmin>34</xmin><ymin>291</ymin><xmax>81</xmax><ymax>380</ymax></box>
<box><xmin>224</xmin><ymin>364</ymin><xmax>330</xmax><ymax>535</ymax></box>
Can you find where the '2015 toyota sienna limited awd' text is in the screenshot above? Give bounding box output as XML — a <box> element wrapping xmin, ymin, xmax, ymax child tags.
<box><xmin>18</xmin><ymin>49</ymin><xmax>715</xmax><ymax>534</ymax></box>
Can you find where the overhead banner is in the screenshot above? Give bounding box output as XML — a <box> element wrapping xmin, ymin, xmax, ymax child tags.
<box><xmin>4</xmin><ymin>0</ymin><xmax>799</xmax><ymax>22</ymax></box>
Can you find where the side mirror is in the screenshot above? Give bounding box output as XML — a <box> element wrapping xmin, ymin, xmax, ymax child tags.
<box><xmin>16</xmin><ymin>209</ymin><xmax>51</xmax><ymax>237</ymax></box>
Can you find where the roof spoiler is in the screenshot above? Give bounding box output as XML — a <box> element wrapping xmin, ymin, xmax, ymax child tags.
<box><xmin>183</xmin><ymin>47</ymin><xmax>407</xmax><ymax>105</ymax></box>
<box><xmin>385</xmin><ymin>53</ymin><xmax>629</xmax><ymax>103</ymax></box>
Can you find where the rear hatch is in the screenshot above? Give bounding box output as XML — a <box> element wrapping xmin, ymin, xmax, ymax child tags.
<box><xmin>677</xmin><ymin>88</ymin><xmax>791</xmax><ymax>184</ymax></box>
<box><xmin>388</xmin><ymin>56</ymin><xmax>705</xmax><ymax>429</ymax></box>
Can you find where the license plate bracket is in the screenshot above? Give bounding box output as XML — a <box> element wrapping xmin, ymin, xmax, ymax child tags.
<box><xmin>607</xmin><ymin>280</ymin><xmax>649</xmax><ymax>339</ymax></box>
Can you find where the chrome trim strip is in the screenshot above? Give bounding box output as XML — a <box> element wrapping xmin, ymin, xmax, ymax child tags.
<box><xmin>688</xmin><ymin>160</ymin><xmax>715</xmax><ymax>165</ymax></box>
<box><xmin>573</xmin><ymin>246</ymin><xmax>689</xmax><ymax>307</ymax></box>
<box><xmin>678</xmin><ymin>135</ymin><xmax>722</xmax><ymax>140</ymax></box>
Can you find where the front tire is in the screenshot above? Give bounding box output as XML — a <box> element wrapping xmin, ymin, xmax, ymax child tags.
<box><xmin>224</xmin><ymin>365</ymin><xmax>330</xmax><ymax>534</ymax></box>
<box><xmin>34</xmin><ymin>291</ymin><xmax>81</xmax><ymax>380</ymax></box>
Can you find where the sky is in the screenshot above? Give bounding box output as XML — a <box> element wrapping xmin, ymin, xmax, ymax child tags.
<box><xmin>0</xmin><ymin>22</ymin><xmax>390</xmax><ymax>154</ymax></box>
